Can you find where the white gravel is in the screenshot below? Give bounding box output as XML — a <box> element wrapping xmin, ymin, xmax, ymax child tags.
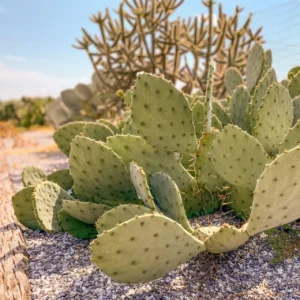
<box><xmin>5</xmin><ymin>129</ymin><xmax>300</xmax><ymax>300</ymax></box>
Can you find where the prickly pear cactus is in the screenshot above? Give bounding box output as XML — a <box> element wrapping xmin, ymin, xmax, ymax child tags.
<box><xmin>12</xmin><ymin>186</ymin><xmax>41</xmax><ymax>230</ymax></box>
<box><xmin>229</xmin><ymin>86</ymin><xmax>251</xmax><ymax>132</ymax></box>
<box><xmin>129</xmin><ymin>162</ymin><xmax>156</xmax><ymax>209</ymax></box>
<box><xmin>96</xmin><ymin>204</ymin><xmax>154</xmax><ymax>234</ymax></box>
<box><xmin>211</xmin><ymin>125</ymin><xmax>268</xmax><ymax>190</ymax></box>
<box><xmin>250</xmin><ymin>68</ymin><xmax>277</xmax><ymax>128</ymax></box>
<box><xmin>131</xmin><ymin>73</ymin><xmax>198</xmax><ymax>154</ymax></box>
<box><xmin>253</xmin><ymin>83</ymin><xmax>293</xmax><ymax>156</ymax></box>
<box><xmin>224</xmin><ymin>67</ymin><xmax>243</xmax><ymax>95</ymax></box>
<box><xmin>33</xmin><ymin>182</ymin><xmax>74</xmax><ymax>232</ymax></box>
<box><xmin>22</xmin><ymin>166</ymin><xmax>46</xmax><ymax>187</ymax></box>
<box><xmin>288</xmin><ymin>71</ymin><xmax>300</xmax><ymax>99</ymax></box>
<box><xmin>246</xmin><ymin>43</ymin><xmax>264</xmax><ymax>93</ymax></box>
<box><xmin>229</xmin><ymin>187</ymin><xmax>253</xmax><ymax>219</ymax></box>
<box><xmin>82</xmin><ymin>122</ymin><xmax>114</xmax><ymax>141</ymax></box>
<box><xmin>69</xmin><ymin>136</ymin><xmax>138</xmax><ymax>202</ymax></box>
<box><xmin>62</xmin><ymin>200</ymin><xmax>111</xmax><ymax>224</ymax></box>
<box><xmin>150</xmin><ymin>172</ymin><xmax>194</xmax><ymax>233</ymax></box>
<box><xmin>280</xmin><ymin>120</ymin><xmax>300</xmax><ymax>153</ymax></box>
<box><xmin>91</xmin><ymin>214</ymin><xmax>205</xmax><ymax>284</ymax></box>
<box><xmin>53</xmin><ymin>122</ymin><xmax>86</xmax><ymax>155</ymax></box>
<box><xmin>293</xmin><ymin>96</ymin><xmax>300</xmax><ymax>125</ymax></box>
<box><xmin>247</xmin><ymin>147</ymin><xmax>300</xmax><ymax>235</ymax></box>
<box><xmin>97</xmin><ymin>119</ymin><xmax>120</xmax><ymax>134</ymax></box>
<box><xmin>204</xmin><ymin>224</ymin><xmax>249</xmax><ymax>254</ymax></box>
<box><xmin>47</xmin><ymin>169</ymin><xmax>74</xmax><ymax>191</ymax></box>
<box><xmin>58</xmin><ymin>209</ymin><xmax>97</xmax><ymax>239</ymax></box>
<box><xmin>106</xmin><ymin>135</ymin><xmax>195</xmax><ymax>191</ymax></box>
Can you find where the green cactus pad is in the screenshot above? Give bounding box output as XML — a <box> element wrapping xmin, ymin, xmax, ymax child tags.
<box><xmin>280</xmin><ymin>121</ymin><xmax>300</xmax><ymax>153</ymax></box>
<box><xmin>254</xmin><ymin>83</ymin><xmax>293</xmax><ymax>156</ymax></box>
<box><xmin>205</xmin><ymin>224</ymin><xmax>249</xmax><ymax>254</ymax></box>
<box><xmin>12</xmin><ymin>186</ymin><xmax>41</xmax><ymax>230</ymax></box>
<box><xmin>57</xmin><ymin>209</ymin><xmax>97</xmax><ymax>239</ymax></box>
<box><xmin>212</xmin><ymin>101</ymin><xmax>230</xmax><ymax>126</ymax></box>
<box><xmin>70</xmin><ymin>136</ymin><xmax>138</xmax><ymax>202</ymax></box>
<box><xmin>293</xmin><ymin>96</ymin><xmax>300</xmax><ymax>125</ymax></box>
<box><xmin>62</xmin><ymin>200</ymin><xmax>111</xmax><ymax>224</ymax></box>
<box><xmin>122</xmin><ymin>120</ymin><xmax>138</xmax><ymax>135</ymax></box>
<box><xmin>131</xmin><ymin>73</ymin><xmax>198</xmax><ymax>154</ymax></box>
<box><xmin>97</xmin><ymin>119</ymin><xmax>120</xmax><ymax>134</ymax></box>
<box><xmin>150</xmin><ymin>172</ymin><xmax>193</xmax><ymax>233</ymax></box>
<box><xmin>96</xmin><ymin>204</ymin><xmax>154</xmax><ymax>234</ymax></box>
<box><xmin>247</xmin><ymin>147</ymin><xmax>300</xmax><ymax>235</ymax></box>
<box><xmin>22</xmin><ymin>166</ymin><xmax>46</xmax><ymax>187</ymax></box>
<box><xmin>82</xmin><ymin>122</ymin><xmax>114</xmax><ymax>141</ymax></box>
<box><xmin>288</xmin><ymin>71</ymin><xmax>300</xmax><ymax>99</ymax></box>
<box><xmin>53</xmin><ymin>122</ymin><xmax>86</xmax><ymax>155</ymax></box>
<box><xmin>288</xmin><ymin>66</ymin><xmax>300</xmax><ymax>80</ymax></box>
<box><xmin>192</xmin><ymin>101</ymin><xmax>222</xmax><ymax>138</ymax></box>
<box><xmin>47</xmin><ymin>169</ymin><xmax>74</xmax><ymax>191</ymax></box>
<box><xmin>246</xmin><ymin>43</ymin><xmax>264</xmax><ymax>93</ymax></box>
<box><xmin>196</xmin><ymin>226</ymin><xmax>219</xmax><ymax>241</ymax></box>
<box><xmin>281</xmin><ymin>79</ymin><xmax>290</xmax><ymax>88</ymax></box>
<box><xmin>129</xmin><ymin>162</ymin><xmax>155</xmax><ymax>209</ymax></box>
<box><xmin>33</xmin><ymin>182</ymin><xmax>74</xmax><ymax>232</ymax></box>
<box><xmin>61</xmin><ymin>89</ymin><xmax>82</xmax><ymax>114</ymax></box>
<box><xmin>91</xmin><ymin>214</ymin><xmax>205</xmax><ymax>284</ymax></box>
<box><xmin>211</xmin><ymin>125</ymin><xmax>268</xmax><ymax>190</ymax></box>
<box><xmin>229</xmin><ymin>187</ymin><xmax>253</xmax><ymax>220</ymax></box>
<box><xmin>74</xmin><ymin>83</ymin><xmax>92</xmax><ymax>101</ymax></box>
<box><xmin>195</xmin><ymin>130</ymin><xmax>226</xmax><ymax>192</ymax></box>
<box><xmin>229</xmin><ymin>86</ymin><xmax>251</xmax><ymax>132</ymax></box>
<box><xmin>224</xmin><ymin>67</ymin><xmax>243</xmax><ymax>95</ymax></box>
<box><xmin>250</xmin><ymin>68</ymin><xmax>277</xmax><ymax>128</ymax></box>
<box><xmin>106</xmin><ymin>135</ymin><xmax>195</xmax><ymax>191</ymax></box>
<box><xmin>262</xmin><ymin>49</ymin><xmax>272</xmax><ymax>76</ymax></box>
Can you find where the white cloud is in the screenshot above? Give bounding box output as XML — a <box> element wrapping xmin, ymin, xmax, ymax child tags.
<box><xmin>4</xmin><ymin>55</ymin><xmax>28</xmax><ymax>63</ymax></box>
<box><xmin>0</xmin><ymin>63</ymin><xmax>89</xmax><ymax>100</ymax></box>
<box><xmin>0</xmin><ymin>6</ymin><xmax>8</xmax><ymax>14</ymax></box>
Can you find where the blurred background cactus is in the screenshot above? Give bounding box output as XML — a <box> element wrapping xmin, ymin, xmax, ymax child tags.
<box><xmin>74</xmin><ymin>0</ymin><xmax>263</xmax><ymax>98</ymax></box>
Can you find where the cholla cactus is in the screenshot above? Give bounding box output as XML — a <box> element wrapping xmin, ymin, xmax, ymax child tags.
<box><xmin>75</xmin><ymin>0</ymin><xmax>263</xmax><ymax>97</ymax></box>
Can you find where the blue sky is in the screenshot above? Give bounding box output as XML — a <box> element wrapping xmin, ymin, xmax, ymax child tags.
<box><xmin>0</xmin><ymin>0</ymin><xmax>299</xmax><ymax>100</ymax></box>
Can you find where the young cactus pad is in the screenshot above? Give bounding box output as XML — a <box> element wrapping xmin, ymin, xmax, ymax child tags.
<box><xmin>47</xmin><ymin>169</ymin><xmax>74</xmax><ymax>191</ymax></box>
<box><xmin>106</xmin><ymin>135</ymin><xmax>195</xmax><ymax>191</ymax></box>
<box><xmin>129</xmin><ymin>162</ymin><xmax>156</xmax><ymax>209</ymax></box>
<box><xmin>69</xmin><ymin>136</ymin><xmax>138</xmax><ymax>202</ymax></box>
<box><xmin>82</xmin><ymin>122</ymin><xmax>114</xmax><ymax>141</ymax></box>
<box><xmin>211</xmin><ymin>125</ymin><xmax>268</xmax><ymax>190</ymax></box>
<box><xmin>254</xmin><ymin>83</ymin><xmax>293</xmax><ymax>156</ymax></box>
<box><xmin>53</xmin><ymin>122</ymin><xmax>86</xmax><ymax>155</ymax></box>
<box><xmin>96</xmin><ymin>204</ymin><xmax>154</xmax><ymax>234</ymax></box>
<box><xmin>131</xmin><ymin>73</ymin><xmax>198</xmax><ymax>154</ymax></box>
<box><xmin>12</xmin><ymin>186</ymin><xmax>41</xmax><ymax>230</ymax></box>
<box><xmin>247</xmin><ymin>146</ymin><xmax>300</xmax><ymax>235</ymax></box>
<box><xmin>204</xmin><ymin>224</ymin><xmax>249</xmax><ymax>254</ymax></box>
<box><xmin>246</xmin><ymin>42</ymin><xmax>264</xmax><ymax>93</ymax></box>
<box><xmin>150</xmin><ymin>172</ymin><xmax>194</xmax><ymax>233</ymax></box>
<box><xmin>229</xmin><ymin>86</ymin><xmax>251</xmax><ymax>132</ymax></box>
<box><xmin>62</xmin><ymin>200</ymin><xmax>111</xmax><ymax>224</ymax></box>
<box><xmin>58</xmin><ymin>209</ymin><xmax>97</xmax><ymax>239</ymax></box>
<box><xmin>224</xmin><ymin>67</ymin><xmax>243</xmax><ymax>95</ymax></box>
<box><xmin>97</xmin><ymin>119</ymin><xmax>120</xmax><ymax>134</ymax></box>
<box><xmin>280</xmin><ymin>120</ymin><xmax>300</xmax><ymax>153</ymax></box>
<box><xmin>22</xmin><ymin>166</ymin><xmax>46</xmax><ymax>187</ymax></box>
<box><xmin>91</xmin><ymin>214</ymin><xmax>205</xmax><ymax>284</ymax></box>
<box><xmin>288</xmin><ymin>71</ymin><xmax>300</xmax><ymax>99</ymax></box>
<box><xmin>33</xmin><ymin>181</ymin><xmax>74</xmax><ymax>232</ymax></box>
<box><xmin>250</xmin><ymin>68</ymin><xmax>277</xmax><ymax>128</ymax></box>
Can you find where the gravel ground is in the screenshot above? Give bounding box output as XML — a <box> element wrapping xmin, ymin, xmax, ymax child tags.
<box><xmin>5</xmin><ymin>129</ymin><xmax>300</xmax><ymax>300</ymax></box>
